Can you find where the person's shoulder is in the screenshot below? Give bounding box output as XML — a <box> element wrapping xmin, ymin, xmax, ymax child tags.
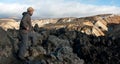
<box><xmin>22</xmin><ymin>12</ymin><xmax>30</xmax><ymax>17</ymax></box>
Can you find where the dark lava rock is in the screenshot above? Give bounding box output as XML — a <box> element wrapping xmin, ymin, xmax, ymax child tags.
<box><xmin>0</xmin><ymin>28</ymin><xmax>20</xmax><ymax>64</ymax></box>
<box><xmin>0</xmin><ymin>27</ymin><xmax>120</xmax><ymax>64</ymax></box>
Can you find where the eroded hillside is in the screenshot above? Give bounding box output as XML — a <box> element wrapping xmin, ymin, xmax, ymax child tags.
<box><xmin>0</xmin><ymin>14</ymin><xmax>120</xmax><ymax>36</ymax></box>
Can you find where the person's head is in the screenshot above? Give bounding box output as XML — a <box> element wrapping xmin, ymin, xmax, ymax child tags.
<box><xmin>27</xmin><ymin>7</ymin><xmax>34</xmax><ymax>16</ymax></box>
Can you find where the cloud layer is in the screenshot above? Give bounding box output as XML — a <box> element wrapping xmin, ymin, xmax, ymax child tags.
<box><xmin>0</xmin><ymin>0</ymin><xmax>120</xmax><ymax>18</ymax></box>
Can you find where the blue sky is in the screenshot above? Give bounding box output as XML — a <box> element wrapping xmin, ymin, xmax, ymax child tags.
<box><xmin>80</xmin><ymin>0</ymin><xmax>120</xmax><ymax>6</ymax></box>
<box><xmin>1</xmin><ymin>0</ymin><xmax>119</xmax><ymax>6</ymax></box>
<box><xmin>0</xmin><ymin>0</ymin><xmax>120</xmax><ymax>18</ymax></box>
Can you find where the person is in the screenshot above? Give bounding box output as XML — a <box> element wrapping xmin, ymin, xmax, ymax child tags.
<box><xmin>18</xmin><ymin>7</ymin><xmax>37</xmax><ymax>61</ymax></box>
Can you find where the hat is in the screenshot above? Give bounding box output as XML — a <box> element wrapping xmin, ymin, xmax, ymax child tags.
<box><xmin>27</xmin><ymin>7</ymin><xmax>34</xmax><ymax>12</ymax></box>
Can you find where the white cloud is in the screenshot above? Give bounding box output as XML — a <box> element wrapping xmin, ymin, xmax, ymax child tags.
<box><xmin>0</xmin><ymin>3</ymin><xmax>29</xmax><ymax>18</ymax></box>
<box><xmin>0</xmin><ymin>0</ymin><xmax>120</xmax><ymax>18</ymax></box>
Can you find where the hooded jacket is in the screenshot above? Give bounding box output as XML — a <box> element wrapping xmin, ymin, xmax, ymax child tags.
<box><xmin>19</xmin><ymin>12</ymin><xmax>33</xmax><ymax>32</ymax></box>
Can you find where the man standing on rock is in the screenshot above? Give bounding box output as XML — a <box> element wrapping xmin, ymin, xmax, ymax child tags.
<box><xmin>18</xmin><ymin>7</ymin><xmax>36</xmax><ymax>61</ymax></box>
